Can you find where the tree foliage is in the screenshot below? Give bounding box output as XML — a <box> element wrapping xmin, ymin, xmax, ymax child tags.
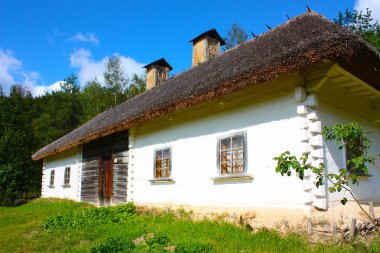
<box><xmin>223</xmin><ymin>23</ymin><xmax>248</xmax><ymax>50</ymax></box>
<box><xmin>274</xmin><ymin>123</ymin><xmax>379</xmax><ymax>222</ymax></box>
<box><xmin>0</xmin><ymin>59</ymin><xmax>146</xmax><ymax>205</ymax></box>
<box><xmin>104</xmin><ymin>55</ymin><xmax>129</xmax><ymax>105</ymax></box>
<box><xmin>335</xmin><ymin>8</ymin><xmax>380</xmax><ymax>51</ymax></box>
<box><xmin>0</xmin><ymin>85</ymin><xmax>41</xmax><ymax>205</ymax></box>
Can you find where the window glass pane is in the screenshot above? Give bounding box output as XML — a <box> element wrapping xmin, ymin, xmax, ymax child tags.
<box><xmin>233</xmin><ymin>161</ymin><xmax>244</xmax><ymax>173</ymax></box>
<box><xmin>155</xmin><ymin>168</ymin><xmax>161</xmax><ymax>178</ymax></box>
<box><xmin>232</xmin><ymin>135</ymin><xmax>243</xmax><ymax>149</ymax></box>
<box><xmin>162</xmin><ymin>159</ymin><xmax>170</xmax><ymax>177</ymax></box>
<box><xmin>155</xmin><ymin>150</ymin><xmax>162</xmax><ymax>160</ymax></box>
<box><xmin>238</xmin><ymin>149</ymin><xmax>244</xmax><ymax>160</ymax></box>
<box><xmin>226</xmin><ymin>162</ymin><xmax>232</xmax><ymax>173</ymax></box>
<box><xmin>155</xmin><ymin>160</ymin><xmax>162</xmax><ymax>169</ymax></box>
<box><xmin>163</xmin><ymin>149</ymin><xmax>170</xmax><ymax>159</ymax></box>
<box><xmin>220</xmin><ymin>138</ymin><xmax>231</xmax><ymax>150</ymax></box>
<box><xmin>220</xmin><ymin>162</ymin><xmax>227</xmax><ymax>174</ymax></box>
<box><xmin>221</xmin><ymin>150</ymin><xmax>232</xmax><ymax>163</ymax></box>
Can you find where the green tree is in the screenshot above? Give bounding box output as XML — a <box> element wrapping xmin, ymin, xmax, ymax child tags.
<box><xmin>0</xmin><ymin>85</ymin><xmax>41</xmax><ymax>205</ymax></box>
<box><xmin>104</xmin><ymin>56</ymin><xmax>129</xmax><ymax>106</ymax></box>
<box><xmin>33</xmin><ymin>74</ymin><xmax>83</xmax><ymax>147</ymax></box>
<box><xmin>335</xmin><ymin>8</ymin><xmax>380</xmax><ymax>51</ymax></box>
<box><xmin>223</xmin><ymin>23</ymin><xmax>248</xmax><ymax>50</ymax></box>
<box><xmin>80</xmin><ymin>78</ymin><xmax>113</xmax><ymax>123</ymax></box>
<box><xmin>126</xmin><ymin>73</ymin><xmax>146</xmax><ymax>99</ymax></box>
<box><xmin>60</xmin><ymin>73</ymin><xmax>80</xmax><ymax>94</ymax></box>
<box><xmin>274</xmin><ymin>123</ymin><xmax>379</xmax><ymax>223</ymax></box>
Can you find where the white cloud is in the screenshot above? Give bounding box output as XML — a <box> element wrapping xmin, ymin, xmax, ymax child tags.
<box><xmin>355</xmin><ymin>0</ymin><xmax>380</xmax><ymax>22</ymax></box>
<box><xmin>0</xmin><ymin>49</ymin><xmax>21</xmax><ymax>91</ymax></box>
<box><xmin>0</xmin><ymin>48</ymin><xmax>62</xmax><ymax>96</ymax></box>
<box><xmin>32</xmin><ymin>81</ymin><xmax>63</xmax><ymax>97</ymax></box>
<box><xmin>70</xmin><ymin>48</ymin><xmax>145</xmax><ymax>85</ymax></box>
<box><xmin>68</xmin><ymin>32</ymin><xmax>99</xmax><ymax>45</ymax></box>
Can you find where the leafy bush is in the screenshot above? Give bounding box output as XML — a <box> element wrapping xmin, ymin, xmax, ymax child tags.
<box><xmin>43</xmin><ymin>203</ymin><xmax>136</xmax><ymax>231</ymax></box>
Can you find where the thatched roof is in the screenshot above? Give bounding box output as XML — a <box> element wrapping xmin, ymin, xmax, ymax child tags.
<box><xmin>32</xmin><ymin>11</ymin><xmax>380</xmax><ymax>160</ymax></box>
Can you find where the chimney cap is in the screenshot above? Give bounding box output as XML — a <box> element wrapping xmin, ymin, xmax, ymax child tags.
<box><xmin>143</xmin><ymin>58</ymin><xmax>173</xmax><ymax>71</ymax></box>
<box><xmin>189</xmin><ymin>28</ymin><xmax>226</xmax><ymax>46</ymax></box>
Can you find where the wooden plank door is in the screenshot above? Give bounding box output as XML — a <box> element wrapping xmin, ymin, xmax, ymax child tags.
<box><xmin>99</xmin><ymin>156</ymin><xmax>113</xmax><ymax>206</ymax></box>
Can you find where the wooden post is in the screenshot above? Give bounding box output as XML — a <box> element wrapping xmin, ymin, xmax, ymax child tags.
<box><xmin>333</xmin><ymin>223</ymin><xmax>337</xmax><ymax>240</ymax></box>
<box><xmin>307</xmin><ymin>219</ymin><xmax>312</xmax><ymax>235</ymax></box>
<box><xmin>349</xmin><ymin>218</ymin><xmax>357</xmax><ymax>241</ymax></box>
<box><xmin>284</xmin><ymin>220</ymin><xmax>290</xmax><ymax>231</ymax></box>
<box><xmin>369</xmin><ymin>202</ymin><xmax>375</xmax><ymax>219</ymax></box>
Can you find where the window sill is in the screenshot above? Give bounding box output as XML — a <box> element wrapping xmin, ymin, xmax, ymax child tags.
<box><xmin>148</xmin><ymin>178</ymin><xmax>175</xmax><ymax>184</ymax></box>
<box><xmin>48</xmin><ymin>185</ymin><xmax>55</xmax><ymax>188</ymax></box>
<box><xmin>211</xmin><ymin>174</ymin><xmax>253</xmax><ymax>182</ymax></box>
<box><xmin>62</xmin><ymin>184</ymin><xmax>71</xmax><ymax>188</ymax></box>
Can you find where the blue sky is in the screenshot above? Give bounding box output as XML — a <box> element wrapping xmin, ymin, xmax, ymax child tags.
<box><xmin>0</xmin><ymin>0</ymin><xmax>378</xmax><ymax>96</ymax></box>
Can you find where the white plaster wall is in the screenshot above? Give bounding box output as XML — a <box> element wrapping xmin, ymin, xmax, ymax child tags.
<box><xmin>318</xmin><ymin>103</ymin><xmax>380</xmax><ymax>204</ymax></box>
<box><xmin>41</xmin><ymin>147</ymin><xmax>82</xmax><ymax>201</ymax></box>
<box><xmin>131</xmin><ymin>94</ymin><xmax>307</xmax><ymax>209</ymax></box>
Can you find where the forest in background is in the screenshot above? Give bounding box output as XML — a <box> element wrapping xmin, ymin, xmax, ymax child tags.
<box><xmin>0</xmin><ymin>8</ymin><xmax>379</xmax><ymax>206</ymax></box>
<box><xmin>0</xmin><ymin>56</ymin><xmax>146</xmax><ymax>205</ymax></box>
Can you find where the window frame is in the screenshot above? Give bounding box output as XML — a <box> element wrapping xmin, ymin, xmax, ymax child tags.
<box><xmin>49</xmin><ymin>170</ymin><xmax>55</xmax><ymax>187</ymax></box>
<box><xmin>153</xmin><ymin>147</ymin><xmax>172</xmax><ymax>180</ymax></box>
<box><xmin>63</xmin><ymin>166</ymin><xmax>71</xmax><ymax>186</ymax></box>
<box><xmin>217</xmin><ymin>131</ymin><xmax>247</xmax><ymax>176</ymax></box>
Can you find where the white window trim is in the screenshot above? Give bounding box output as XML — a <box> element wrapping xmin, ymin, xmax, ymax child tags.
<box><xmin>149</xmin><ymin>147</ymin><xmax>175</xmax><ymax>183</ymax></box>
<box><xmin>62</xmin><ymin>166</ymin><xmax>71</xmax><ymax>187</ymax></box>
<box><xmin>214</xmin><ymin>131</ymin><xmax>251</xmax><ymax>181</ymax></box>
<box><xmin>48</xmin><ymin>170</ymin><xmax>55</xmax><ymax>188</ymax></box>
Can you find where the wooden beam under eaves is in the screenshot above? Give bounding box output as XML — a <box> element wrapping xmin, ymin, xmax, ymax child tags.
<box><xmin>306</xmin><ymin>63</ymin><xmax>339</xmax><ymax>92</ymax></box>
<box><xmin>338</xmin><ymin>66</ymin><xmax>380</xmax><ymax>97</ymax></box>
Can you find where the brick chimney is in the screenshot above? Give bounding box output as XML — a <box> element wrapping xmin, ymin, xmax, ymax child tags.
<box><xmin>143</xmin><ymin>58</ymin><xmax>173</xmax><ymax>90</ymax></box>
<box><xmin>190</xmin><ymin>28</ymin><xmax>226</xmax><ymax>67</ymax></box>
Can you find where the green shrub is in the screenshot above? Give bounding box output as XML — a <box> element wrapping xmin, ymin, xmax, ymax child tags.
<box><xmin>43</xmin><ymin>203</ymin><xmax>136</xmax><ymax>231</ymax></box>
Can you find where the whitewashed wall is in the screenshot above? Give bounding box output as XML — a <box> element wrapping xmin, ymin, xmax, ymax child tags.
<box><xmin>318</xmin><ymin>103</ymin><xmax>380</xmax><ymax>204</ymax></box>
<box><xmin>41</xmin><ymin>147</ymin><xmax>82</xmax><ymax>201</ymax></box>
<box><xmin>130</xmin><ymin>94</ymin><xmax>308</xmax><ymax>209</ymax></box>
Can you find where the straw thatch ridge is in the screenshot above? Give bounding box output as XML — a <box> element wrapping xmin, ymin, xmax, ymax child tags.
<box><xmin>32</xmin><ymin>11</ymin><xmax>380</xmax><ymax>160</ymax></box>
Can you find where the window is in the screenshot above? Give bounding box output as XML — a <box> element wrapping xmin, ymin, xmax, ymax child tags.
<box><xmin>345</xmin><ymin>139</ymin><xmax>367</xmax><ymax>175</ymax></box>
<box><xmin>64</xmin><ymin>167</ymin><xmax>71</xmax><ymax>185</ymax></box>
<box><xmin>154</xmin><ymin>148</ymin><xmax>171</xmax><ymax>179</ymax></box>
<box><xmin>49</xmin><ymin>170</ymin><xmax>55</xmax><ymax>187</ymax></box>
<box><xmin>218</xmin><ymin>133</ymin><xmax>246</xmax><ymax>175</ymax></box>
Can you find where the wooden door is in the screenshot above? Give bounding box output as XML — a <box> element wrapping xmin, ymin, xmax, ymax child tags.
<box><xmin>99</xmin><ymin>156</ymin><xmax>113</xmax><ymax>206</ymax></box>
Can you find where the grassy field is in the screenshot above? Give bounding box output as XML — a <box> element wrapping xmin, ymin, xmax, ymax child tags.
<box><xmin>0</xmin><ymin>199</ymin><xmax>379</xmax><ymax>253</ymax></box>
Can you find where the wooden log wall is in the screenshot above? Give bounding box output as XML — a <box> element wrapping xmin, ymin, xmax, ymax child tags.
<box><xmin>81</xmin><ymin>130</ymin><xmax>129</xmax><ymax>205</ymax></box>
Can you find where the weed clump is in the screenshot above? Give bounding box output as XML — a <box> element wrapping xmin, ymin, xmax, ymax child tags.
<box><xmin>43</xmin><ymin>203</ymin><xmax>136</xmax><ymax>231</ymax></box>
<box><xmin>91</xmin><ymin>233</ymin><xmax>212</xmax><ymax>253</ymax></box>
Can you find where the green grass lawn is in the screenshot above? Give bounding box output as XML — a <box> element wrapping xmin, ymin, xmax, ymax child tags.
<box><xmin>0</xmin><ymin>199</ymin><xmax>379</xmax><ymax>253</ymax></box>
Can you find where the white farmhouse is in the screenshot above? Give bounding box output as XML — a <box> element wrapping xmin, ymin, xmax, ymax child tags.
<box><xmin>33</xmin><ymin>12</ymin><xmax>380</xmax><ymax>213</ymax></box>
